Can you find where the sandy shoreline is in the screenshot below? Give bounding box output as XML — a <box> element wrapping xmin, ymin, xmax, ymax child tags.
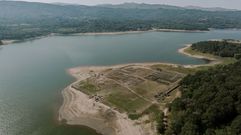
<box><xmin>1</xmin><ymin>29</ymin><xmax>206</xmax><ymax>46</ymax></box>
<box><xmin>71</xmin><ymin>29</ymin><xmax>206</xmax><ymax>36</ymax></box>
<box><xmin>0</xmin><ymin>40</ymin><xmax>18</xmax><ymax>45</ymax></box>
<box><xmin>59</xmin><ymin>66</ymin><xmax>151</xmax><ymax>135</ymax></box>
<box><xmin>153</xmin><ymin>28</ymin><xmax>207</xmax><ymax>33</ymax></box>
<box><xmin>68</xmin><ymin>62</ymin><xmax>179</xmax><ymax>79</ymax></box>
<box><xmin>71</xmin><ymin>31</ymin><xmax>148</xmax><ymax>36</ymax></box>
<box><xmin>178</xmin><ymin>44</ymin><xmax>222</xmax><ymax>67</ymax></box>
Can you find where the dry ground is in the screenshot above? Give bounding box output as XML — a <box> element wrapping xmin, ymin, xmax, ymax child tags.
<box><xmin>72</xmin><ymin>64</ymin><xmax>185</xmax><ymax>120</ymax></box>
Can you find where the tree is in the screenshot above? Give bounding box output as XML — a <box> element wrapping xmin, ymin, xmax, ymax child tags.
<box><xmin>230</xmin><ymin>116</ymin><xmax>241</xmax><ymax>135</ymax></box>
<box><xmin>157</xmin><ymin>112</ymin><xmax>166</xmax><ymax>134</ymax></box>
<box><xmin>191</xmin><ymin>40</ymin><xmax>241</xmax><ymax>58</ymax></box>
<box><xmin>167</xmin><ymin>61</ymin><xmax>241</xmax><ymax>135</ymax></box>
<box><xmin>234</xmin><ymin>53</ymin><xmax>241</xmax><ymax>59</ymax></box>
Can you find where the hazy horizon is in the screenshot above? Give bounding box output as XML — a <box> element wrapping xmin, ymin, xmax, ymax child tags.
<box><xmin>5</xmin><ymin>0</ymin><xmax>241</xmax><ymax>10</ymax></box>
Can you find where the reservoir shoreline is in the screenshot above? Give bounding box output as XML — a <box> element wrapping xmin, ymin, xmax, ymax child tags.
<box><xmin>0</xmin><ymin>28</ymin><xmax>207</xmax><ymax>45</ymax></box>
<box><xmin>70</xmin><ymin>29</ymin><xmax>207</xmax><ymax>36</ymax></box>
<box><xmin>59</xmin><ymin>66</ymin><xmax>148</xmax><ymax>135</ymax></box>
<box><xmin>178</xmin><ymin>44</ymin><xmax>221</xmax><ymax>67</ymax></box>
<box><xmin>2</xmin><ymin>29</ymin><xmax>241</xmax><ymax>135</ymax></box>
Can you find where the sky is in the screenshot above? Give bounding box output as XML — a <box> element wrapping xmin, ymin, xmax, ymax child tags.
<box><xmin>13</xmin><ymin>0</ymin><xmax>241</xmax><ymax>10</ymax></box>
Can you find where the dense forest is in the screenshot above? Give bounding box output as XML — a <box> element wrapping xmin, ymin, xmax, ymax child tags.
<box><xmin>159</xmin><ymin>40</ymin><xmax>241</xmax><ymax>135</ymax></box>
<box><xmin>191</xmin><ymin>40</ymin><xmax>241</xmax><ymax>59</ymax></box>
<box><xmin>1</xmin><ymin>1</ymin><xmax>241</xmax><ymax>40</ymax></box>
<box><xmin>165</xmin><ymin>60</ymin><xmax>241</xmax><ymax>135</ymax></box>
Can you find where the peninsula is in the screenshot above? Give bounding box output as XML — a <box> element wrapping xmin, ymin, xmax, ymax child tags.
<box><xmin>59</xmin><ymin>63</ymin><xmax>188</xmax><ymax>135</ymax></box>
<box><xmin>58</xmin><ymin>39</ymin><xmax>241</xmax><ymax>135</ymax></box>
<box><xmin>1</xmin><ymin>1</ymin><xmax>241</xmax><ymax>135</ymax></box>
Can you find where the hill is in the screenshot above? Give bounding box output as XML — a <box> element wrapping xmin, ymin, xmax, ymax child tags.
<box><xmin>185</xmin><ymin>6</ymin><xmax>238</xmax><ymax>11</ymax></box>
<box><xmin>1</xmin><ymin>1</ymin><xmax>241</xmax><ymax>40</ymax></box>
<box><xmin>165</xmin><ymin>41</ymin><xmax>241</xmax><ymax>135</ymax></box>
<box><xmin>97</xmin><ymin>2</ymin><xmax>182</xmax><ymax>10</ymax></box>
<box><xmin>191</xmin><ymin>40</ymin><xmax>241</xmax><ymax>59</ymax></box>
<box><xmin>166</xmin><ymin>60</ymin><xmax>241</xmax><ymax>135</ymax></box>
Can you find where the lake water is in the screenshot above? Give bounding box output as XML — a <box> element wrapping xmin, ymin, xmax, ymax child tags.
<box><xmin>0</xmin><ymin>29</ymin><xmax>241</xmax><ymax>135</ymax></box>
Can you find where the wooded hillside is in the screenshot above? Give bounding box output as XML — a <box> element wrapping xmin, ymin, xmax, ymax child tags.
<box><xmin>166</xmin><ymin>61</ymin><xmax>241</xmax><ymax>135</ymax></box>
<box><xmin>1</xmin><ymin>1</ymin><xmax>241</xmax><ymax>40</ymax></box>
<box><xmin>191</xmin><ymin>40</ymin><xmax>241</xmax><ymax>59</ymax></box>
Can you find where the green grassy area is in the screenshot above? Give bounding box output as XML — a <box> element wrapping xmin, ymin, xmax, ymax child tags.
<box><xmin>107</xmin><ymin>90</ymin><xmax>149</xmax><ymax>113</ymax></box>
<box><xmin>131</xmin><ymin>80</ymin><xmax>161</xmax><ymax>95</ymax></box>
<box><xmin>72</xmin><ymin>65</ymin><xmax>187</xmax><ymax>123</ymax></box>
<box><xmin>72</xmin><ymin>80</ymin><xmax>99</xmax><ymax>94</ymax></box>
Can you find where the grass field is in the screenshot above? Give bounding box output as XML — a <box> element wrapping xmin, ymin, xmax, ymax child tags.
<box><xmin>73</xmin><ymin>79</ymin><xmax>100</xmax><ymax>94</ymax></box>
<box><xmin>107</xmin><ymin>91</ymin><xmax>149</xmax><ymax>113</ymax></box>
<box><xmin>73</xmin><ymin>65</ymin><xmax>186</xmax><ymax>120</ymax></box>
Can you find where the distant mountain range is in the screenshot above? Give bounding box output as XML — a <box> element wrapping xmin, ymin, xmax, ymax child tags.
<box><xmin>97</xmin><ymin>2</ymin><xmax>239</xmax><ymax>11</ymax></box>
<box><xmin>1</xmin><ymin>1</ymin><xmax>240</xmax><ymax>11</ymax></box>
<box><xmin>97</xmin><ymin>2</ymin><xmax>183</xmax><ymax>10</ymax></box>
<box><xmin>185</xmin><ymin>5</ymin><xmax>238</xmax><ymax>11</ymax></box>
<box><xmin>1</xmin><ymin>1</ymin><xmax>241</xmax><ymax>40</ymax></box>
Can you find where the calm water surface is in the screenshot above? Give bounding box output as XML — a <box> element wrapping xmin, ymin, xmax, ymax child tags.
<box><xmin>0</xmin><ymin>29</ymin><xmax>241</xmax><ymax>135</ymax></box>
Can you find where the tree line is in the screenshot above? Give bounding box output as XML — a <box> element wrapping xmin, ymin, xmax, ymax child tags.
<box><xmin>160</xmin><ymin>40</ymin><xmax>241</xmax><ymax>135</ymax></box>
<box><xmin>164</xmin><ymin>61</ymin><xmax>241</xmax><ymax>135</ymax></box>
<box><xmin>2</xmin><ymin>1</ymin><xmax>241</xmax><ymax>40</ymax></box>
<box><xmin>191</xmin><ymin>40</ymin><xmax>241</xmax><ymax>59</ymax></box>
